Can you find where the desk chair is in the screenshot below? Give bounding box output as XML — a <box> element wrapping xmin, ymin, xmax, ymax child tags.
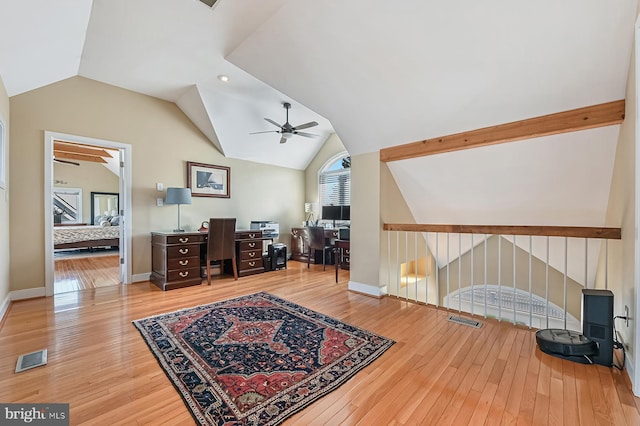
<box><xmin>206</xmin><ymin>218</ymin><xmax>238</xmax><ymax>284</ymax></box>
<box><xmin>306</xmin><ymin>226</ymin><xmax>334</xmax><ymax>271</ymax></box>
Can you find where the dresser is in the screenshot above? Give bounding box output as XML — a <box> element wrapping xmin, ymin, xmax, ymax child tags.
<box><xmin>150</xmin><ymin>231</ymin><xmax>205</xmax><ymax>290</ymax></box>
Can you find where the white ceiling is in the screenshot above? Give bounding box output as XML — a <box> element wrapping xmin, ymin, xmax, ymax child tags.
<box><xmin>0</xmin><ymin>0</ymin><xmax>637</xmax><ymax>261</ymax></box>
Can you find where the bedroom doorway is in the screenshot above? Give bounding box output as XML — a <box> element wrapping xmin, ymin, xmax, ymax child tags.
<box><xmin>44</xmin><ymin>131</ymin><xmax>132</xmax><ymax>296</ymax></box>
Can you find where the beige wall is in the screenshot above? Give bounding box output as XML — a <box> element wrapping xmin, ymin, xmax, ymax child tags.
<box><xmin>9</xmin><ymin>76</ymin><xmax>304</xmax><ymax>291</ymax></box>
<box><xmin>0</xmin><ymin>75</ymin><xmax>9</xmax><ymax>307</ymax></box>
<box><xmin>54</xmin><ymin>161</ymin><xmax>119</xmax><ymax>224</ymax></box>
<box><xmin>304</xmin><ymin>132</ymin><xmax>346</xmax><ymax>205</ymax></box>
<box><xmin>598</xmin><ymin>20</ymin><xmax>638</xmax><ymax>369</ymax></box>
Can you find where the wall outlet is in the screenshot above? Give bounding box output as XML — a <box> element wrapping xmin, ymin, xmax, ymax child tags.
<box><xmin>156</xmin><ymin>182</ymin><xmax>163</xmax><ymax>191</ymax></box>
<box><xmin>156</xmin><ymin>198</ymin><xmax>164</xmax><ymax>207</ymax></box>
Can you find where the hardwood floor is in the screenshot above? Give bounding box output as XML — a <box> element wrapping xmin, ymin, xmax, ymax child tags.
<box><xmin>1</xmin><ymin>261</ymin><xmax>639</xmax><ymax>425</ymax></box>
<box><xmin>54</xmin><ymin>254</ymin><xmax>120</xmax><ymax>293</ymax></box>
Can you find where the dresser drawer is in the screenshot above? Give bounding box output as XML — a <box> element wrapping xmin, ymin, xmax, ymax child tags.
<box><xmin>167</xmin><ymin>245</ymin><xmax>198</xmax><ymax>258</ymax></box>
<box><xmin>167</xmin><ymin>257</ymin><xmax>199</xmax><ymax>270</ymax></box>
<box><xmin>166</xmin><ymin>267</ymin><xmax>201</xmax><ymax>282</ymax></box>
<box><xmin>166</xmin><ymin>234</ymin><xmax>205</xmax><ymax>245</ymax></box>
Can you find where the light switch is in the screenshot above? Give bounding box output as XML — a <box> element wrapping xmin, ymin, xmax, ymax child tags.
<box><xmin>156</xmin><ymin>182</ymin><xmax>164</xmax><ymax>191</ymax></box>
<box><xmin>156</xmin><ymin>198</ymin><xmax>164</xmax><ymax>207</ymax></box>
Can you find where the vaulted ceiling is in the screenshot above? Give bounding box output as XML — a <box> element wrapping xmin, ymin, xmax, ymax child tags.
<box><xmin>0</xmin><ymin>0</ymin><xmax>637</xmax><ymax>236</ymax></box>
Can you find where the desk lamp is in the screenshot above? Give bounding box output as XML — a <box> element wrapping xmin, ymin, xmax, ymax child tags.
<box><xmin>165</xmin><ymin>187</ymin><xmax>192</xmax><ymax>232</ymax></box>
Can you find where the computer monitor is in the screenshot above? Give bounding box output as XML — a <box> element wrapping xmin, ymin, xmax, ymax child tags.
<box><xmin>321</xmin><ymin>205</ymin><xmax>349</xmax><ymax>227</ymax></box>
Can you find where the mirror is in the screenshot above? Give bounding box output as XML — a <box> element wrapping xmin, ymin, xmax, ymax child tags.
<box><xmin>91</xmin><ymin>192</ymin><xmax>119</xmax><ymax>225</ymax></box>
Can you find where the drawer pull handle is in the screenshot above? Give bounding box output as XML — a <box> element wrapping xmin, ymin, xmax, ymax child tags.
<box><xmin>179</xmin><ymin>271</ymin><xmax>189</xmax><ymax>278</ymax></box>
<box><xmin>179</xmin><ymin>248</ymin><xmax>189</xmax><ymax>255</ymax></box>
<box><xmin>179</xmin><ymin>237</ymin><xmax>189</xmax><ymax>243</ymax></box>
<box><xmin>249</xmin><ymin>252</ymin><xmax>255</xmax><ymax>257</ymax></box>
<box><xmin>345</xmin><ymin>258</ymin><xmax>350</xmax><ymax>263</ymax></box>
<box><xmin>249</xmin><ymin>233</ymin><xmax>256</xmax><ymax>239</ymax></box>
<box><xmin>345</xmin><ymin>250</ymin><xmax>350</xmax><ymax>255</ymax></box>
<box><xmin>248</xmin><ymin>242</ymin><xmax>256</xmax><ymax>248</ymax></box>
<box><xmin>248</xmin><ymin>261</ymin><xmax>256</xmax><ymax>267</ymax></box>
<box><xmin>179</xmin><ymin>260</ymin><xmax>189</xmax><ymax>266</ymax></box>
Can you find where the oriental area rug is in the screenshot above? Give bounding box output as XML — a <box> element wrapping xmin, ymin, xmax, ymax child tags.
<box><xmin>133</xmin><ymin>292</ymin><xmax>395</xmax><ymax>425</ymax></box>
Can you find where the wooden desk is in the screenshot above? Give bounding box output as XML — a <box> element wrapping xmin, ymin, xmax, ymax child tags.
<box><xmin>334</xmin><ymin>239</ymin><xmax>350</xmax><ymax>282</ymax></box>
<box><xmin>150</xmin><ymin>229</ymin><xmax>270</xmax><ymax>290</ymax></box>
<box><xmin>291</xmin><ymin>227</ymin><xmax>339</xmax><ymax>264</ymax></box>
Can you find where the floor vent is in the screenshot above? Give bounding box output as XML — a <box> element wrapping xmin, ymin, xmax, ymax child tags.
<box><xmin>447</xmin><ymin>315</ymin><xmax>482</xmax><ymax>329</ymax></box>
<box><xmin>199</xmin><ymin>0</ymin><xmax>219</xmax><ymax>7</ymax></box>
<box><xmin>15</xmin><ymin>349</ymin><xmax>47</xmax><ymax>373</ymax></box>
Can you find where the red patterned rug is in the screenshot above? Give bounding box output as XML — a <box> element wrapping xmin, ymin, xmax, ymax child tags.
<box><xmin>133</xmin><ymin>292</ymin><xmax>394</xmax><ymax>425</ymax></box>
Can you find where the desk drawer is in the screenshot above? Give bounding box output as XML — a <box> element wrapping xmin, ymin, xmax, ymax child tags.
<box><xmin>167</xmin><ymin>267</ymin><xmax>201</xmax><ymax>282</ymax></box>
<box><xmin>167</xmin><ymin>257</ymin><xmax>199</xmax><ymax>270</ymax></box>
<box><xmin>167</xmin><ymin>245</ymin><xmax>198</xmax><ymax>258</ymax></box>
<box><xmin>239</xmin><ymin>240</ymin><xmax>260</xmax><ymax>251</ymax></box>
<box><xmin>240</xmin><ymin>249</ymin><xmax>261</xmax><ymax>261</ymax></box>
<box><xmin>236</xmin><ymin>231</ymin><xmax>261</xmax><ymax>240</ymax></box>
<box><xmin>166</xmin><ymin>234</ymin><xmax>205</xmax><ymax>244</ymax></box>
<box><xmin>239</xmin><ymin>259</ymin><xmax>263</xmax><ymax>271</ymax></box>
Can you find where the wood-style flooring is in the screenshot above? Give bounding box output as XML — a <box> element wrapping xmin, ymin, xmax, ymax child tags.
<box><xmin>1</xmin><ymin>261</ymin><xmax>639</xmax><ymax>425</ymax></box>
<box><xmin>54</xmin><ymin>254</ymin><xmax>120</xmax><ymax>293</ymax></box>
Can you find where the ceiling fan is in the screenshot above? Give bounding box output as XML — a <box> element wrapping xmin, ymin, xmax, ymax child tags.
<box><xmin>250</xmin><ymin>102</ymin><xmax>318</xmax><ymax>144</ymax></box>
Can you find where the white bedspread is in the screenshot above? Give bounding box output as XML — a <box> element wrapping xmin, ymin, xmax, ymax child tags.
<box><xmin>54</xmin><ymin>225</ymin><xmax>120</xmax><ymax>245</ymax></box>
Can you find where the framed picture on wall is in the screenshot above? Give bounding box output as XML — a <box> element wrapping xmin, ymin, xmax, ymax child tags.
<box><xmin>187</xmin><ymin>161</ymin><xmax>230</xmax><ymax>198</ymax></box>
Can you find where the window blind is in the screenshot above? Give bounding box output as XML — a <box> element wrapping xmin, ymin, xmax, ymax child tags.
<box><xmin>319</xmin><ymin>170</ymin><xmax>351</xmax><ymax>207</ymax></box>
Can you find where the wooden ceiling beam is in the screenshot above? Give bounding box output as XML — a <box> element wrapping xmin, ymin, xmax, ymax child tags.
<box><xmin>54</xmin><ymin>142</ymin><xmax>113</xmax><ymax>158</ymax></box>
<box><xmin>380</xmin><ymin>99</ymin><xmax>625</xmax><ymax>162</ymax></box>
<box><xmin>54</xmin><ymin>151</ymin><xmax>108</xmax><ymax>164</ymax></box>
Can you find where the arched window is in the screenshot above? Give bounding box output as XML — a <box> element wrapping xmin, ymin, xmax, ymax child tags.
<box><xmin>318</xmin><ymin>152</ymin><xmax>350</xmax><ymax>215</ymax></box>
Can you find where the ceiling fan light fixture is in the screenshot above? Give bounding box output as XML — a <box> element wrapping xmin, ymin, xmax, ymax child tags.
<box><xmin>282</xmin><ymin>132</ymin><xmax>294</xmax><ymax>139</ymax></box>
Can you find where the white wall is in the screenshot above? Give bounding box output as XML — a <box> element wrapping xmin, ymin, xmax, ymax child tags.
<box><xmin>0</xmin><ymin>74</ymin><xmax>9</xmax><ymax>319</ymax></box>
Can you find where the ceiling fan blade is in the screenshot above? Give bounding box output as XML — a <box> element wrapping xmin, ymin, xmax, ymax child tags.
<box><xmin>264</xmin><ymin>118</ymin><xmax>283</xmax><ymax>128</ymax></box>
<box><xmin>292</xmin><ymin>121</ymin><xmax>318</xmax><ymax>131</ymax></box>
<box><xmin>295</xmin><ymin>131</ymin><xmax>319</xmax><ymax>138</ymax></box>
<box><xmin>279</xmin><ymin>136</ymin><xmax>287</xmax><ymax>144</ymax></box>
<box><xmin>249</xmin><ymin>130</ymin><xmax>279</xmax><ymax>135</ymax></box>
<box><xmin>54</xmin><ymin>158</ymin><xmax>80</xmax><ymax>166</ymax></box>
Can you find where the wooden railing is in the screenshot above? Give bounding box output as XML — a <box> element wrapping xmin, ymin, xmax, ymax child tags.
<box><xmin>382</xmin><ymin>223</ymin><xmax>621</xmax><ymax>330</ymax></box>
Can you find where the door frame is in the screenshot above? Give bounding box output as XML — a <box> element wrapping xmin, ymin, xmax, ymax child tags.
<box><xmin>44</xmin><ymin>131</ymin><xmax>132</xmax><ymax>296</ymax></box>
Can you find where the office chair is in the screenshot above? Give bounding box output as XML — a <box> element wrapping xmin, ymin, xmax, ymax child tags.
<box><xmin>306</xmin><ymin>226</ymin><xmax>334</xmax><ymax>270</ymax></box>
<box><xmin>206</xmin><ymin>218</ymin><xmax>238</xmax><ymax>283</ymax></box>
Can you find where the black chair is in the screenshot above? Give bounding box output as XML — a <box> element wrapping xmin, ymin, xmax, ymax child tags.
<box><xmin>305</xmin><ymin>226</ymin><xmax>334</xmax><ymax>270</ymax></box>
<box><xmin>206</xmin><ymin>218</ymin><xmax>238</xmax><ymax>284</ymax></box>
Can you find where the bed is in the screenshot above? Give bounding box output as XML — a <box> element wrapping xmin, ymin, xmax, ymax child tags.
<box><xmin>54</xmin><ymin>225</ymin><xmax>120</xmax><ymax>250</ymax></box>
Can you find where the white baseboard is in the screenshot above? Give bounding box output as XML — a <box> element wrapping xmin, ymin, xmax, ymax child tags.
<box><xmin>625</xmin><ymin>352</ymin><xmax>637</xmax><ymax>396</ymax></box>
<box><xmin>0</xmin><ymin>292</ymin><xmax>10</xmax><ymax>323</ymax></box>
<box><xmin>348</xmin><ymin>281</ymin><xmax>386</xmax><ymax>298</ymax></box>
<box><xmin>11</xmin><ymin>287</ymin><xmax>46</xmax><ymax>301</ymax></box>
<box><xmin>132</xmin><ymin>272</ymin><xmax>151</xmax><ymax>283</ymax></box>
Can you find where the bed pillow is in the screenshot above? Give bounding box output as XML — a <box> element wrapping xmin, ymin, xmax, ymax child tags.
<box><xmin>99</xmin><ymin>219</ymin><xmax>111</xmax><ymax>227</ymax></box>
<box><xmin>110</xmin><ymin>216</ymin><xmax>120</xmax><ymax>226</ymax></box>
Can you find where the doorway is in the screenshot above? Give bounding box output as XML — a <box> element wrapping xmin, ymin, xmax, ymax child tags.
<box><xmin>44</xmin><ymin>131</ymin><xmax>132</xmax><ymax>296</ymax></box>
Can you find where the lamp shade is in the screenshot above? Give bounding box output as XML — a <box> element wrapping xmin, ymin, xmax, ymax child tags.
<box><xmin>165</xmin><ymin>187</ymin><xmax>192</xmax><ymax>205</ymax></box>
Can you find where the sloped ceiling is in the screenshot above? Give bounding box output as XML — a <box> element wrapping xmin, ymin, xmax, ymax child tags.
<box><xmin>0</xmin><ymin>1</ymin><xmax>637</xmax><ymax>256</ymax></box>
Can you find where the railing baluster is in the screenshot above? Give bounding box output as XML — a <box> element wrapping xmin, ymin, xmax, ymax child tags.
<box><xmin>584</xmin><ymin>238</ymin><xmax>588</xmax><ymax>290</ymax></box>
<box><xmin>435</xmin><ymin>233</ymin><xmax>439</xmax><ymax>307</ymax></box>
<box><xmin>564</xmin><ymin>237</ymin><xmax>568</xmax><ymax>330</ymax></box>
<box><xmin>546</xmin><ymin>236</ymin><xmax>550</xmax><ymax>329</ymax></box>
<box><xmin>605</xmin><ymin>239</ymin><xmax>609</xmax><ymax>290</ymax></box>
<box><xmin>425</xmin><ymin>232</ymin><xmax>429</xmax><ymax>305</ymax></box>
<box><xmin>458</xmin><ymin>233</ymin><xmax>462</xmax><ymax>314</ymax></box>
<box><xmin>529</xmin><ymin>236</ymin><xmax>532</xmax><ymax>329</ymax></box>
<box><xmin>513</xmin><ymin>235</ymin><xmax>517</xmax><ymax>325</ymax></box>
<box><xmin>484</xmin><ymin>234</ymin><xmax>488</xmax><ymax>318</ymax></box>
<box><xmin>446</xmin><ymin>233</ymin><xmax>450</xmax><ymax>310</ymax></box>
<box><xmin>387</xmin><ymin>230</ymin><xmax>391</xmax><ymax>296</ymax></box>
<box><xmin>396</xmin><ymin>231</ymin><xmax>400</xmax><ymax>299</ymax></box>
<box><xmin>405</xmin><ymin>231</ymin><xmax>409</xmax><ymax>302</ymax></box>
<box><xmin>471</xmin><ymin>234</ymin><xmax>475</xmax><ymax>316</ymax></box>
<box><xmin>498</xmin><ymin>235</ymin><xmax>502</xmax><ymax>321</ymax></box>
<box><xmin>414</xmin><ymin>232</ymin><xmax>418</xmax><ymax>303</ymax></box>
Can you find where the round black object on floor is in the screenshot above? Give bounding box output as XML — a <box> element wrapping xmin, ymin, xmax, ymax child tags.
<box><xmin>536</xmin><ymin>329</ymin><xmax>598</xmax><ymax>364</ymax></box>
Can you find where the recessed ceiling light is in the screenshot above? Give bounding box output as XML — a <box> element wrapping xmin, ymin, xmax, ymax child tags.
<box><xmin>217</xmin><ymin>75</ymin><xmax>229</xmax><ymax>83</ymax></box>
